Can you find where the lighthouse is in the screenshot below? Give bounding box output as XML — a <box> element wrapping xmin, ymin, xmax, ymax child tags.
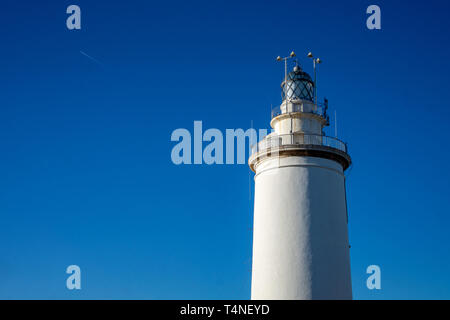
<box><xmin>248</xmin><ymin>52</ymin><xmax>352</xmax><ymax>300</ymax></box>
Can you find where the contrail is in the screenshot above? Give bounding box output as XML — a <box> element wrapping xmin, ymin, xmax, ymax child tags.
<box><xmin>79</xmin><ymin>50</ymin><xmax>104</xmax><ymax>67</ymax></box>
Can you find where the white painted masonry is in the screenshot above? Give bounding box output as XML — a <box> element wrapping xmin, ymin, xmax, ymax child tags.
<box><xmin>249</xmin><ymin>64</ymin><xmax>352</xmax><ymax>300</ymax></box>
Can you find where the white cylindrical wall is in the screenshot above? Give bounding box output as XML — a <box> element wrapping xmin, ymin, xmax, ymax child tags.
<box><xmin>251</xmin><ymin>156</ymin><xmax>352</xmax><ymax>300</ymax></box>
<box><xmin>272</xmin><ymin>115</ymin><xmax>323</xmax><ymax>135</ymax></box>
<box><xmin>272</xmin><ymin>100</ymin><xmax>325</xmax><ymax>136</ymax></box>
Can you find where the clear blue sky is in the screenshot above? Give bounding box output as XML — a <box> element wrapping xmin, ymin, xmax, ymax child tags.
<box><xmin>1</xmin><ymin>0</ymin><xmax>450</xmax><ymax>299</ymax></box>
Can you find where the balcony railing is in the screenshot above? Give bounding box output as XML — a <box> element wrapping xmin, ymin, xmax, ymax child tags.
<box><xmin>251</xmin><ymin>133</ymin><xmax>348</xmax><ymax>156</ymax></box>
<box><xmin>271</xmin><ymin>101</ymin><xmax>329</xmax><ymax>123</ymax></box>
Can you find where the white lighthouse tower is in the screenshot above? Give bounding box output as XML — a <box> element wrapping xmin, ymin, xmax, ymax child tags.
<box><xmin>248</xmin><ymin>52</ymin><xmax>352</xmax><ymax>300</ymax></box>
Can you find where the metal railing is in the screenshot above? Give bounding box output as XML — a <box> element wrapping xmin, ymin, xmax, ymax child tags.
<box><xmin>251</xmin><ymin>133</ymin><xmax>348</xmax><ymax>156</ymax></box>
<box><xmin>271</xmin><ymin>101</ymin><xmax>329</xmax><ymax>123</ymax></box>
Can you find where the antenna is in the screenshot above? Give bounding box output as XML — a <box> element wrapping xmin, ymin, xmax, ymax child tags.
<box><xmin>335</xmin><ymin>110</ymin><xmax>338</xmax><ymax>138</ymax></box>
<box><xmin>307</xmin><ymin>52</ymin><xmax>322</xmax><ymax>105</ymax></box>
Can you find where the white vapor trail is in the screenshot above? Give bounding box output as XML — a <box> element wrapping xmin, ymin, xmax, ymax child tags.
<box><xmin>79</xmin><ymin>50</ymin><xmax>104</xmax><ymax>67</ymax></box>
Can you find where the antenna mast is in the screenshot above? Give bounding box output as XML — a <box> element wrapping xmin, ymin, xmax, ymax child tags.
<box><xmin>307</xmin><ymin>52</ymin><xmax>322</xmax><ymax>105</ymax></box>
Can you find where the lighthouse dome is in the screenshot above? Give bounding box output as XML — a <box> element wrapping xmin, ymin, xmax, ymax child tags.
<box><xmin>282</xmin><ymin>65</ymin><xmax>314</xmax><ymax>102</ymax></box>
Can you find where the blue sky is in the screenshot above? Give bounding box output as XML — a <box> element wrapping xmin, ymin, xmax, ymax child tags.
<box><xmin>1</xmin><ymin>0</ymin><xmax>450</xmax><ymax>299</ymax></box>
